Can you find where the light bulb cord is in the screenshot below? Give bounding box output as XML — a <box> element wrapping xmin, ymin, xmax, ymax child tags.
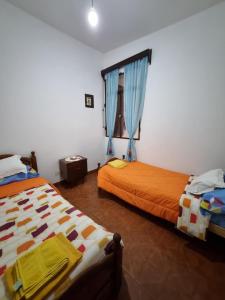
<box><xmin>91</xmin><ymin>0</ymin><xmax>94</xmax><ymax>8</ymax></box>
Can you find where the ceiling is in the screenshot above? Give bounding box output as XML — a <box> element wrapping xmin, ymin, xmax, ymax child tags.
<box><xmin>6</xmin><ymin>0</ymin><xmax>224</xmax><ymax>53</ymax></box>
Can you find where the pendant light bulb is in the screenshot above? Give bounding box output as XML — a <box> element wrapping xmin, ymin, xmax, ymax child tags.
<box><xmin>88</xmin><ymin>1</ymin><xmax>98</xmax><ymax>27</ymax></box>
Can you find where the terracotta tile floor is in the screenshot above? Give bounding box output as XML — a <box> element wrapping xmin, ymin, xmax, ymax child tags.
<box><xmin>57</xmin><ymin>173</ymin><xmax>225</xmax><ymax>300</ymax></box>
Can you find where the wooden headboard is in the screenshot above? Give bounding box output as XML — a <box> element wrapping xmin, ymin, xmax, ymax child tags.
<box><xmin>0</xmin><ymin>151</ymin><xmax>38</xmax><ymax>172</ymax></box>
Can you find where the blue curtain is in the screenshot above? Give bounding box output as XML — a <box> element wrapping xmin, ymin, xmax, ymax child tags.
<box><xmin>106</xmin><ymin>69</ymin><xmax>119</xmax><ymax>155</ymax></box>
<box><xmin>124</xmin><ymin>57</ymin><xmax>148</xmax><ymax>161</ymax></box>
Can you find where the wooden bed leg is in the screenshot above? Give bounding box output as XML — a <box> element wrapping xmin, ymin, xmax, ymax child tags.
<box><xmin>97</xmin><ymin>164</ymin><xmax>102</xmax><ymax>195</ymax></box>
<box><xmin>31</xmin><ymin>151</ymin><xmax>38</xmax><ymax>172</ymax></box>
<box><xmin>98</xmin><ymin>187</ymin><xmax>104</xmax><ymax>197</ymax></box>
<box><xmin>113</xmin><ymin>233</ymin><xmax>122</xmax><ymax>295</ymax></box>
<box><xmin>105</xmin><ymin>233</ymin><xmax>123</xmax><ymax>296</ymax></box>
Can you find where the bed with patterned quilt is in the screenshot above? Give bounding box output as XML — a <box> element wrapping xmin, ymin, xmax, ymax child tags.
<box><xmin>0</xmin><ymin>152</ymin><xmax>122</xmax><ymax>300</ymax></box>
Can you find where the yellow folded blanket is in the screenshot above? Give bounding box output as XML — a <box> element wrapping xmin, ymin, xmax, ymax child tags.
<box><xmin>5</xmin><ymin>233</ymin><xmax>82</xmax><ymax>300</ymax></box>
<box><xmin>108</xmin><ymin>159</ymin><xmax>128</xmax><ymax>169</ymax></box>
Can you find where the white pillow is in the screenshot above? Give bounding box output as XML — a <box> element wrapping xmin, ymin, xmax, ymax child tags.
<box><xmin>187</xmin><ymin>169</ymin><xmax>225</xmax><ymax>195</ymax></box>
<box><xmin>0</xmin><ymin>155</ymin><xmax>27</xmax><ymax>178</ymax></box>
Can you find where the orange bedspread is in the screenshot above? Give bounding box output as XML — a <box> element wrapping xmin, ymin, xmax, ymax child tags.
<box><xmin>98</xmin><ymin>161</ymin><xmax>189</xmax><ymax>224</ymax></box>
<box><xmin>0</xmin><ymin>177</ymin><xmax>52</xmax><ymax>198</ymax></box>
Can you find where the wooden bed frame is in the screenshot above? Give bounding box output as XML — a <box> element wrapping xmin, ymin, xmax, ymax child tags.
<box><xmin>0</xmin><ymin>151</ymin><xmax>38</xmax><ymax>172</ymax></box>
<box><xmin>0</xmin><ymin>152</ymin><xmax>123</xmax><ymax>300</ymax></box>
<box><xmin>98</xmin><ymin>157</ymin><xmax>225</xmax><ymax>240</ymax></box>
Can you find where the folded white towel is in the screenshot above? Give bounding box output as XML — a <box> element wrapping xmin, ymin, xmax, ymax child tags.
<box><xmin>187</xmin><ymin>169</ymin><xmax>225</xmax><ymax>195</ymax></box>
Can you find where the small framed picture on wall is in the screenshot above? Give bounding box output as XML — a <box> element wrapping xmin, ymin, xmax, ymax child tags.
<box><xmin>85</xmin><ymin>94</ymin><xmax>94</xmax><ymax>108</ymax></box>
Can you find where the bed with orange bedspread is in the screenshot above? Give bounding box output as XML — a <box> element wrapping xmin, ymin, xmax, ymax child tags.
<box><xmin>98</xmin><ymin>161</ymin><xmax>189</xmax><ymax>224</ymax></box>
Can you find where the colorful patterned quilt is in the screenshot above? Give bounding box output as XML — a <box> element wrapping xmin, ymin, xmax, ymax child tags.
<box><xmin>177</xmin><ymin>176</ymin><xmax>211</xmax><ymax>241</ymax></box>
<box><xmin>0</xmin><ymin>184</ymin><xmax>113</xmax><ymax>300</ymax></box>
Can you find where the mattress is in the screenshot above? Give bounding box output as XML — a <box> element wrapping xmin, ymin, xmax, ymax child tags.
<box><xmin>98</xmin><ymin>161</ymin><xmax>189</xmax><ymax>224</ymax></box>
<box><xmin>0</xmin><ymin>178</ymin><xmax>113</xmax><ymax>300</ymax></box>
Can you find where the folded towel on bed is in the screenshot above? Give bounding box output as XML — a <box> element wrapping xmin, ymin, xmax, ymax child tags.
<box><xmin>186</xmin><ymin>169</ymin><xmax>225</xmax><ymax>195</ymax></box>
<box><xmin>5</xmin><ymin>233</ymin><xmax>82</xmax><ymax>300</ymax></box>
<box><xmin>108</xmin><ymin>159</ymin><xmax>128</xmax><ymax>169</ymax></box>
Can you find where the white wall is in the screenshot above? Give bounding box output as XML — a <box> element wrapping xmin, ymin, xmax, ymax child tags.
<box><xmin>1</xmin><ymin>0</ymin><xmax>225</xmax><ymax>182</ymax></box>
<box><xmin>0</xmin><ymin>0</ymin><xmax>104</xmax><ymax>182</ymax></box>
<box><xmin>103</xmin><ymin>1</ymin><xmax>225</xmax><ymax>175</ymax></box>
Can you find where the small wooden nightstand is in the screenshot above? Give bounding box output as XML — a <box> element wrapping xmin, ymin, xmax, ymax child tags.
<box><xmin>59</xmin><ymin>156</ymin><xmax>87</xmax><ymax>184</ymax></box>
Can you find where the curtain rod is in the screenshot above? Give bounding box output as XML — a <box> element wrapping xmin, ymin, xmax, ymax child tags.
<box><xmin>101</xmin><ymin>49</ymin><xmax>152</xmax><ymax>78</ymax></box>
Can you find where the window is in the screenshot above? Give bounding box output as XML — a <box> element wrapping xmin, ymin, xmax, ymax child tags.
<box><xmin>105</xmin><ymin>73</ymin><xmax>140</xmax><ymax>140</ymax></box>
